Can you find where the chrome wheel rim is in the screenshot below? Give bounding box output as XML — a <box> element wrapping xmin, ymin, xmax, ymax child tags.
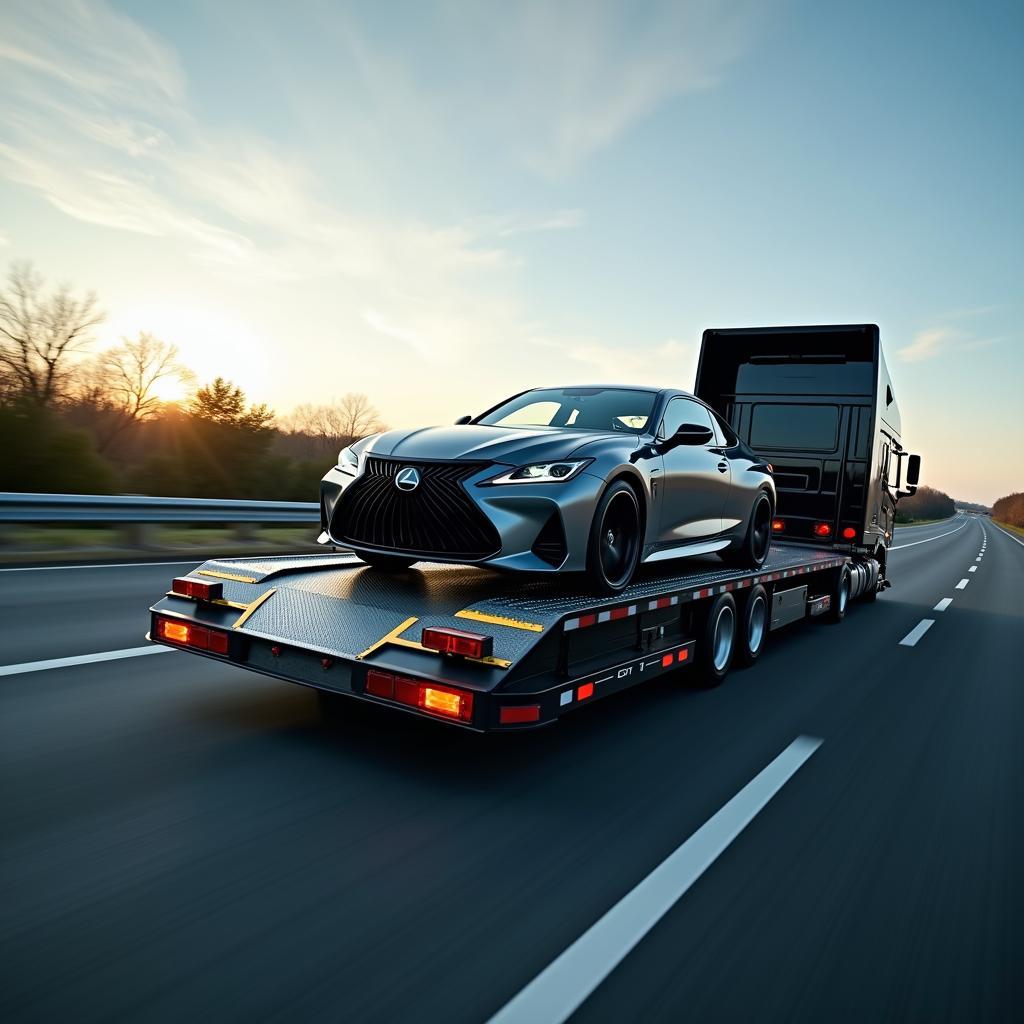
<box><xmin>713</xmin><ymin>604</ymin><xmax>736</xmax><ymax>672</ymax></box>
<box><xmin>751</xmin><ymin>496</ymin><xmax>772</xmax><ymax>562</ymax></box>
<box><xmin>600</xmin><ymin>491</ymin><xmax>639</xmax><ymax>588</ymax></box>
<box><xmin>839</xmin><ymin>573</ymin><xmax>849</xmax><ymax>614</ymax></box>
<box><xmin>748</xmin><ymin>594</ymin><xmax>766</xmax><ymax>654</ymax></box>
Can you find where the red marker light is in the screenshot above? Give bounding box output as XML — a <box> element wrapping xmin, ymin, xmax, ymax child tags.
<box><xmin>677</xmin><ymin>648</ymin><xmax>689</xmax><ymax>662</ymax></box>
<box><xmin>171</xmin><ymin>577</ymin><xmax>223</xmax><ymax>601</ymax></box>
<box><xmin>841</xmin><ymin>526</ymin><xmax>857</xmax><ymax>540</ymax></box>
<box><xmin>499</xmin><ymin>705</ymin><xmax>541</xmax><ymax>725</ymax></box>
<box><xmin>365</xmin><ymin>670</ymin><xmax>394</xmax><ymax>698</ymax></box>
<box><xmin>813</xmin><ymin>522</ymin><xmax>833</xmax><ymax>537</ymax></box>
<box><xmin>154</xmin><ymin>616</ymin><xmax>229</xmax><ymax>655</ymax></box>
<box><xmin>577</xmin><ymin>682</ymin><xmax>595</xmax><ymax>700</ymax></box>
<box><xmin>772</xmin><ymin>519</ymin><xmax>786</xmax><ymax>532</ymax></box>
<box><xmin>421</xmin><ymin>626</ymin><xmax>493</xmax><ymax>660</ymax></box>
<box><xmin>661</xmin><ymin>653</ymin><xmax>674</xmax><ymax>668</ymax></box>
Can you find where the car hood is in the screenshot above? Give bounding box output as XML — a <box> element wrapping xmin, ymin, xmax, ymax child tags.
<box><xmin>362</xmin><ymin>425</ymin><xmax>634</xmax><ymax>465</ymax></box>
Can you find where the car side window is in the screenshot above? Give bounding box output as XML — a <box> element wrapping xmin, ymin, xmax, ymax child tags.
<box><xmin>710</xmin><ymin>410</ymin><xmax>736</xmax><ymax>448</ymax></box>
<box><xmin>660</xmin><ymin>398</ymin><xmax>715</xmax><ymax>441</ymax></box>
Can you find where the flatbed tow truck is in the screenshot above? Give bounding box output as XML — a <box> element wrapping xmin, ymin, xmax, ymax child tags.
<box><xmin>148</xmin><ymin>324</ymin><xmax>920</xmax><ymax>732</ymax></box>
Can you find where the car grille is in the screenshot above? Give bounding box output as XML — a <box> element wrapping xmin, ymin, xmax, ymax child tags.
<box><xmin>333</xmin><ymin>457</ymin><xmax>501</xmax><ymax>559</ymax></box>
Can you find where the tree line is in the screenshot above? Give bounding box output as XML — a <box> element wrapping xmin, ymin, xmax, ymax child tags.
<box><xmin>894</xmin><ymin>485</ymin><xmax>956</xmax><ymax>523</ymax></box>
<box><xmin>992</xmin><ymin>493</ymin><xmax>1024</xmax><ymax>529</ymax></box>
<box><xmin>1</xmin><ymin>262</ymin><xmax>384</xmax><ymax>500</ymax></box>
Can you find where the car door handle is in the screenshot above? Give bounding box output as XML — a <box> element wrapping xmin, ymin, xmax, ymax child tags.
<box><xmin>717</xmin><ymin>461</ymin><xmax>728</xmax><ymax>473</ymax></box>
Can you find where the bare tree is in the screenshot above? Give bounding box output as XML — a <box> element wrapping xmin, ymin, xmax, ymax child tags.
<box><xmin>100</xmin><ymin>332</ymin><xmax>195</xmax><ymax>423</ymax></box>
<box><xmin>0</xmin><ymin>262</ymin><xmax>104</xmax><ymax>405</ymax></box>
<box><xmin>285</xmin><ymin>393</ymin><xmax>385</xmax><ymax>447</ymax></box>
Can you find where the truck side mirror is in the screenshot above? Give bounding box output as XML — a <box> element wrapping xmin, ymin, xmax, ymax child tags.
<box><xmin>454</xmin><ymin>415</ymin><xmax>473</xmax><ymax>425</ymax></box>
<box><xmin>906</xmin><ymin>454</ymin><xmax>921</xmax><ymax>486</ymax></box>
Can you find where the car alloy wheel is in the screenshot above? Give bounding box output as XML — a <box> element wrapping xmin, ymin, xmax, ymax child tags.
<box><xmin>750</xmin><ymin>493</ymin><xmax>772</xmax><ymax>564</ymax></box>
<box><xmin>597</xmin><ymin>486</ymin><xmax>641</xmax><ymax>591</ymax></box>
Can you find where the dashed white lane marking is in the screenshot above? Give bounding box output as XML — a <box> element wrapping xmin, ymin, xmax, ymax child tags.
<box><xmin>956</xmin><ymin>578</ymin><xmax>970</xmax><ymax>590</ymax></box>
<box><xmin>486</xmin><ymin>736</ymin><xmax>823</xmax><ymax>1024</ymax></box>
<box><xmin>934</xmin><ymin>598</ymin><xmax>953</xmax><ymax>612</ymax></box>
<box><xmin>900</xmin><ymin>619</ymin><xmax>936</xmax><ymax>647</ymax></box>
<box><xmin>0</xmin><ymin>646</ymin><xmax>172</xmax><ymax>677</ymax></box>
<box><xmin>890</xmin><ymin>517</ymin><xmax>970</xmax><ymax>550</ymax></box>
<box><xmin>969</xmin><ymin>565</ymin><xmax>978</xmax><ymax>573</ymax></box>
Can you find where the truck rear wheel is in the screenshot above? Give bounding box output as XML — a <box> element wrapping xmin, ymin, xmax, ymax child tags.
<box><xmin>827</xmin><ymin>566</ymin><xmax>850</xmax><ymax>623</ymax></box>
<box><xmin>695</xmin><ymin>592</ymin><xmax>737</xmax><ymax>687</ymax></box>
<box><xmin>737</xmin><ymin>584</ymin><xmax>769</xmax><ymax>666</ymax></box>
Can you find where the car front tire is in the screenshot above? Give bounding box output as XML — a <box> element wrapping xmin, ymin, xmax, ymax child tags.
<box><xmin>586</xmin><ymin>480</ymin><xmax>643</xmax><ymax>595</ymax></box>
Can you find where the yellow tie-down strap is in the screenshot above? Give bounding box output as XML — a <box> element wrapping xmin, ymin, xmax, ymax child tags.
<box><xmin>199</xmin><ymin>569</ymin><xmax>259</xmax><ymax>584</ymax></box>
<box><xmin>232</xmin><ymin>588</ymin><xmax>277</xmax><ymax>628</ymax></box>
<box><xmin>358</xmin><ymin>616</ymin><xmax>512</xmax><ymax>669</ymax></box>
<box><xmin>455</xmin><ymin>609</ymin><xmax>544</xmax><ymax>632</ymax></box>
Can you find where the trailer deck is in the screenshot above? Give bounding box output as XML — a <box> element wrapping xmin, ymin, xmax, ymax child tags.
<box><xmin>149</xmin><ymin>544</ymin><xmax>848</xmax><ymax>731</ymax></box>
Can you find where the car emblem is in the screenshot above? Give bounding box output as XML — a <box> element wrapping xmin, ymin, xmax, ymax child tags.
<box><xmin>395</xmin><ymin>467</ymin><xmax>421</xmax><ymax>492</ymax></box>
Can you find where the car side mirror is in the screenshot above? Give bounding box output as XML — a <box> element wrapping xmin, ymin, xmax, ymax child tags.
<box><xmin>661</xmin><ymin>423</ymin><xmax>714</xmax><ymax>451</ymax></box>
<box><xmin>454</xmin><ymin>415</ymin><xmax>472</xmax><ymax>425</ymax></box>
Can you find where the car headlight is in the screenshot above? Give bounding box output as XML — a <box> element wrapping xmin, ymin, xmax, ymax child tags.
<box><xmin>484</xmin><ymin>460</ymin><xmax>591</xmax><ymax>484</ymax></box>
<box><xmin>337</xmin><ymin>446</ymin><xmax>359</xmax><ymax>471</ymax></box>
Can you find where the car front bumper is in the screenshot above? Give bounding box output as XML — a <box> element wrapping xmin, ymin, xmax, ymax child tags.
<box><xmin>319</xmin><ymin>462</ymin><xmax>607</xmax><ymax>573</ymax></box>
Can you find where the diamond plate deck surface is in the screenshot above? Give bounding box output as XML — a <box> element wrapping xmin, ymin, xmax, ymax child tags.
<box><xmin>197</xmin><ymin>544</ymin><xmax>841</xmax><ymax>665</ymax></box>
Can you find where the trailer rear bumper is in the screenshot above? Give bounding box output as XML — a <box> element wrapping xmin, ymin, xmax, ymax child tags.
<box><xmin>149</xmin><ymin>608</ymin><xmax>697</xmax><ymax>732</ymax></box>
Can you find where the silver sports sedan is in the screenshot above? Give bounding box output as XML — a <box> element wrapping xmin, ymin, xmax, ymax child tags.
<box><xmin>319</xmin><ymin>385</ymin><xmax>776</xmax><ymax>594</ymax></box>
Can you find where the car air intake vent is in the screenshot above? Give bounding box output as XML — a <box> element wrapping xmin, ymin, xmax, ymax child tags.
<box><xmin>333</xmin><ymin>457</ymin><xmax>500</xmax><ymax>559</ymax></box>
<box><xmin>531</xmin><ymin>511</ymin><xmax>568</xmax><ymax>567</ymax></box>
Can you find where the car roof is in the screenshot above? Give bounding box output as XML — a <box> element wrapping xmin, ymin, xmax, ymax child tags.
<box><xmin>527</xmin><ymin>384</ymin><xmax>696</xmax><ymax>397</ymax></box>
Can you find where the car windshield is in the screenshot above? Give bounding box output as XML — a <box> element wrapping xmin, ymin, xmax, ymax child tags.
<box><xmin>478</xmin><ymin>387</ymin><xmax>657</xmax><ymax>433</ymax></box>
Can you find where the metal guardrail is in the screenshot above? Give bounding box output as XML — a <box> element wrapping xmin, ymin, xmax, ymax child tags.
<box><xmin>0</xmin><ymin>492</ymin><xmax>320</xmax><ymax>524</ymax></box>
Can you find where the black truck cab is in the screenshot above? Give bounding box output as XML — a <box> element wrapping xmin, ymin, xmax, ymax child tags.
<box><xmin>695</xmin><ymin>324</ymin><xmax>920</xmax><ymax>587</ymax></box>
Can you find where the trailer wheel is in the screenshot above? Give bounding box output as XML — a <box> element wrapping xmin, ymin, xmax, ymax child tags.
<box><xmin>737</xmin><ymin>584</ymin><xmax>769</xmax><ymax>666</ymax></box>
<box><xmin>695</xmin><ymin>592</ymin><xmax>737</xmax><ymax>686</ymax></box>
<box><xmin>827</xmin><ymin>566</ymin><xmax>850</xmax><ymax>623</ymax></box>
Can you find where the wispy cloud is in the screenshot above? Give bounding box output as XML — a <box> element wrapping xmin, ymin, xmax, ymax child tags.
<box><xmin>898</xmin><ymin>327</ymin><xmax>958</xmax><ymax>363</ymax></box>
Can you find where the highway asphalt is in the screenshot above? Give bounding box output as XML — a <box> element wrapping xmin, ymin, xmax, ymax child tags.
<box><xmin>1</xmin><ymin>514</ymin><xmax>1021</xmax><ymax>1022</ymax></box>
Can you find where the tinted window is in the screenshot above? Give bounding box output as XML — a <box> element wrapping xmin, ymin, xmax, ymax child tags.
<box><xmin>480</xmin><ymin>387</ymin><xmax>657</xmax><ymax>432</ymax></box>
<box><xmin>661</xmin><ymin>398</ymin><xmax>715</xmax><ymax>440</ymax></box>
<box><xmin>750</xmin><ymin>404</ymin><xmax>838</xmax><ymax>451</ymax></box>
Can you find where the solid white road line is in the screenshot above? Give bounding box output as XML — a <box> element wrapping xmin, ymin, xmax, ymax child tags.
<box><xmin>969</xmin><ymin>565</ymin><xmax>978</xmax><ymax>573</ymax></box>
<box><xmin>934</xmin><ymin>598</ymin><xmax>953</xmax><ymax>612</ymax></box>
<box><xmin>0</xmin><ymin>560</ymin><xmax>202</xmax><ymax>573</ymax></box>
<box><xmin>956</xmin><ymin>578</ymin><xmax>969</xmax><ymax>590</ymax></box>
<box><xmin>900</xmin><ymin>619</ymin><xmax>936</xmax><ymax>647</ymax></box>
<box><xmin>993</xmin><ymin>523</ymin><xmax>1024</xmax><ymax>548</ymax></box>
<box><xmin>890</xmin><ymin>518</ymin><xmax>970</xmax><ymax>550</ymax></box>
<box><xmin>0</xmin><ymin>645</ymin><xmax>172</xmax><ymax>677</ymax></box>
<box><xmin>486</xmin><ymin>736</ymin><xmax>823</xmax><ymax>1024</ymax></box>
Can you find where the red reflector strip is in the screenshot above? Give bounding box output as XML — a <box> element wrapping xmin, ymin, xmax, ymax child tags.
<box><xmin>577</xmin><ymin>682</ymin><xmax>594</xmax><ymax>700</ymax></box>
<box><xmin>155</xmin><ymin>616</ymin><xmax>228</xmax><ymax>655</ymax></box>
<box><xmin>421</xmin><ymin>626</ymin><xmax>493</xmax><ymax>660</ymax></box>
<box><xmin>499</xmin><ymin>705</ymin><xmax>541</xmax><ymax>725</ymax></box>
<box><xmin>578</xmin><ymin>614</ymin><xmax>596</xmax><ymax>629</ymax></box>
<box><xmin>365</xmin><ymin>670</ymin><xmax>394</xmax><ymax>698</ymax></box>
<box><xmin>171</xmin><ymin>577</ymin><xmax>223</xmax><ymax>601</ymax></box>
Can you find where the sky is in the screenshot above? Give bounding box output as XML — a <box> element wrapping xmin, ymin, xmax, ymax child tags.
<box><xmin>0</xmin><ymin>0</ymin><xmax>1021</xmax><ymax>504</ymax></box>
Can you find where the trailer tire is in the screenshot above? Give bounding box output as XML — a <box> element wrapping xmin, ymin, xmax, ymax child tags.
<box><xmin>695</xmin><ymin>592</ymin><xmax>738</xmax><ymax>686</ymax></box>
<box><xmin>737</xmin><ymin>584</ymin><xmax>769</xmax><ymax>666</ymax></box>
<box><xmin>827</xmin><ymin>566</ymin><xmax>850</xmax><ymax>623</ymax></box>
<box><xmin>359</xmin><ymin>551</ymin><xmax>418</xmax><ymax>571</ymax></box>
